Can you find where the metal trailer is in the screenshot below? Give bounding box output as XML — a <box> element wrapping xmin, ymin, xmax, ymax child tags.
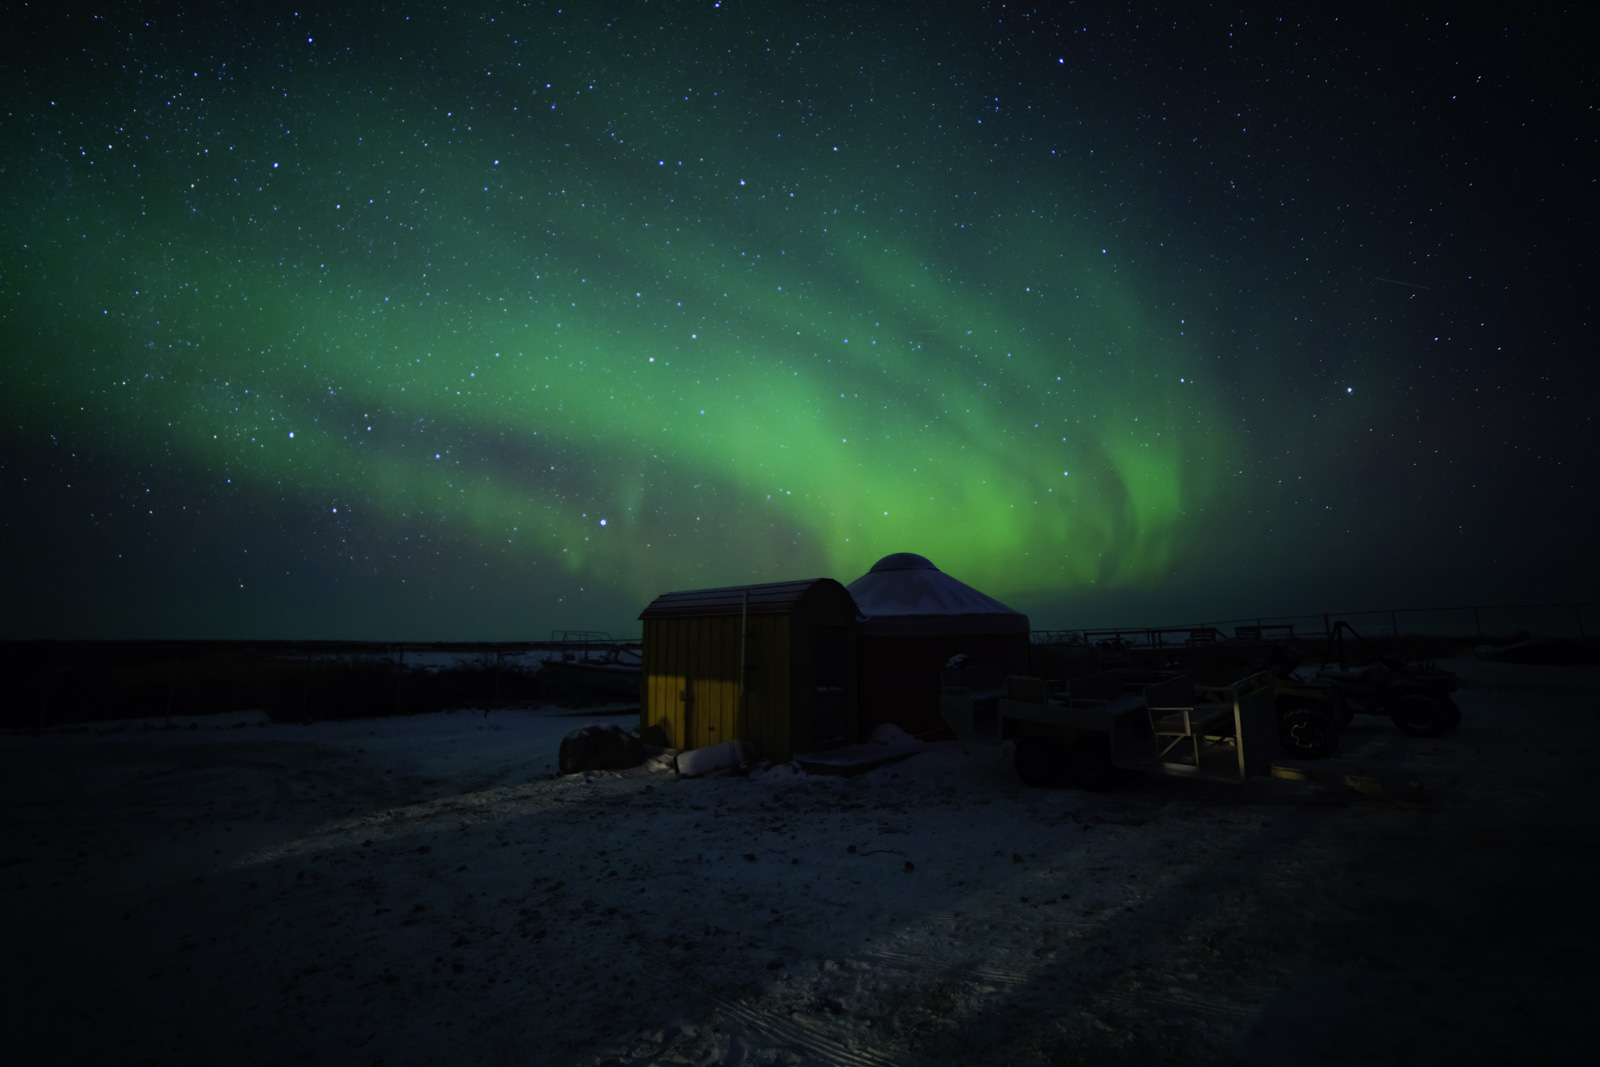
<box><xmin>941</xmin><ymin>670</ymin><xmax>1278</xmax><ymax>789</ymax></box>
<box><xmin>939</xmin><ymin>668</ymin><xmax>1426</xmax><ymax>799</ymax></box>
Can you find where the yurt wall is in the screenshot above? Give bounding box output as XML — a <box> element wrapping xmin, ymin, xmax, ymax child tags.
<box><xmin>856</xmin><ymin>630</ymin><xmax>1030</xmax><ymax>739</ymax></box>
<box><xmin>846</xmin><ymin>553</ymin><xmax>1030</xmax><ymax>741</ymax></box>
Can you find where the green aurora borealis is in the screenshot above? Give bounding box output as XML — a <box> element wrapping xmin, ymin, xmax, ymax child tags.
<box><xmin>3</xmin><ymin>6</ymin><xmax>1592</xmax><ymax>638</ymax></box>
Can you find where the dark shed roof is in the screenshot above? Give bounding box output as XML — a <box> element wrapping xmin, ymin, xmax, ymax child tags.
<box><xmin>639</xmin><ymin>578</ymin><xmax>856</xmax><ymax>619</ymax></box>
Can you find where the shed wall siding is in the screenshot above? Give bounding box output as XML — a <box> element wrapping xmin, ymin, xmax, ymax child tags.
<box><xmin>641</xmin><ymin>619</ymin><xmax>677</xmax><ymax>749</ymax></box>
<box><xmin>642</xmin><ymin>614</ymin><xmax>797</xmax><ymax>758</ymax></box>
<box><xmin>640</xmin><ymin>577</ymin><xmax>856</xmax><ymax>761</ymax></box>
<box><xmin>744</xmin><ymin>614</ymin><xmax>791</xmax><ymax>760</ymax></box>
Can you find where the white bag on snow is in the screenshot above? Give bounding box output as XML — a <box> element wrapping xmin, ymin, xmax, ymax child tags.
<box><xmin>675</xmin><ymin>739</ymin><xmax>752</xmax><ymax>778</ymax></box>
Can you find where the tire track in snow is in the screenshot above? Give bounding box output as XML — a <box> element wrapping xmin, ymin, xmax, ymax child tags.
<box><xmin>861</xmin><ymin>945</ymin><xmax>1031</xmax><ymax>991</ymax></box>
<box><xmin>1097</xmin><ymin>986</ymin><xmax>1260</xmax><ymax>1023</ymax></box>
<box><xmin>698</xmin><ymin>985</ymin><xmax>913</xmax><ymax>1067</ymax></box>
<box><xmin>231</xmin><ymin>780</ymin><xmax>573</xmax><ymax>866</ymax></box>
<box><xmin>628</xmin><ymin>947</ymin><xmax>914</xmax><ymax>1067</ymax></box>
<box><xmin>863</xmin><ymin>906</ymin><xmax>1269</xmax><ymax>1037</ymax></box>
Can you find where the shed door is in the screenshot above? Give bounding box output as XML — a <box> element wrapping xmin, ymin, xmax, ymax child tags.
<box><xmin>684</xmin><ymin>615</ymin><xmax>738</xmax><ymax>751</ymax></box>
<box><xmin>690</xmin><ymin>673</ymin><xmax>726</xmax><ymax>750</ymax></box>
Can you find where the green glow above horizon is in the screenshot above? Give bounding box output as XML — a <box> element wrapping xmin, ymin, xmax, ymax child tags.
<box><xmin>11</xmin><ymin>146</ymin><xmax>1228</xmax><ymax>605</ymax></box>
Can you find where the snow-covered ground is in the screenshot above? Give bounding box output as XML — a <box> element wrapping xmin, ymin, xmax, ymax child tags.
<box><xmin>5</xmin><ymin>658</ymin><xmax>1598</xmax><ymax>1066</ymax></box>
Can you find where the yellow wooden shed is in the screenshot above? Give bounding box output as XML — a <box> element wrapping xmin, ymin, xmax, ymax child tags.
<box><xmin>638</xmin><ymin>578</ymin><xmax>858</xmax><ymax>760</ymax></box>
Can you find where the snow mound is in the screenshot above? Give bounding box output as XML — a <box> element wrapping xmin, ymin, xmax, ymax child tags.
<box><xmin>749</xmin><ymin>760</ymin><xmax>806</xmax><ymax>783</ymax></box>
<box><xmin>869</xmin><ymin>723</ymin><xmax>921</xmax><ymax>746</ymax></box>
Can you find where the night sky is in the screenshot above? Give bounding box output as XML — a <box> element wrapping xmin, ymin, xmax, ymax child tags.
<box><xmin>2</xmin><ymin>5</ymin><xmax>1592</xmax><ymax>640</ymax></box>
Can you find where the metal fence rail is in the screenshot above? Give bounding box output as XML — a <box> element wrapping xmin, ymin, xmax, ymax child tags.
<box><xmin>1033</xmin><ymin>601</ymin><xmax>1594</xmax><ymax>645</ymax></box>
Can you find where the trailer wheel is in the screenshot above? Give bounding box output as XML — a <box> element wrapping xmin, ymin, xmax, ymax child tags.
<box><xmin>1391</xmin><ymin>695</ymin><xmax>1453</xmax><ymax>737</ymax></box>
<box><xmin>1014</xmin><ymin>737</ymin><xmax>1062</xmax><ymax>787</ymax></box>
<box><xmin>1066</xmin><ymin>737</ymin><xmax>1117</xmax><ymax>791</ymax></box>
<box><xmin>1278</xmin><ymin>704</ymin><xmax>1340</xmax><ymax>759</ymax></box>
<box><xmin>1279</xmin><ymin>694</ymin><xmax>1350</xmax><ymax>730</ymax></box>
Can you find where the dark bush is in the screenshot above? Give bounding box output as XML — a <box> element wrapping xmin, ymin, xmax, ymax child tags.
<box><xmin>557</xmin><ymin>724</ymin><xmax>644</xmax><ymax>774</ymax></box>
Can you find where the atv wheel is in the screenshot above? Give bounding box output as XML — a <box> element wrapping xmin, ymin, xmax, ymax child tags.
<box><xmin>1278</xmin><ymin>704</ymin><xmax>1341</xmax><ymax>759</ymax></box>
<box><xmin>1391</xmin><ymin>695</ymin><xmax>1454</xmax><ymax>737</ymax></box>
<box><xmin>1279</xmin><ymin>693</ymin><xmax>1351</xmax><ymax>730</ymax></box>
<box><xmin>1066</xmin><ymin>736</ymin><xmax>1117</xmax><ymax>791</ymax></box>
<box><xmin>1014</xmin><ymin>736</ymin><xmax>1063</xmax><ymax>787</ymax></box>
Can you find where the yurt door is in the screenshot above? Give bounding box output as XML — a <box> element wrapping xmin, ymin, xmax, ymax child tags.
<box><xmin>812</xmin><ymin>625</ymin><xmax>850</xmax><ymax>747</ymax></box>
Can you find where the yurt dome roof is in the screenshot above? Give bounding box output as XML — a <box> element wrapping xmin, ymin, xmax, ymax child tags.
<box><xmin>867</xmin><ymin>552</ymin><xmax>939</xmax><ymax>573</ymax></box>
<box><xmin>846</xmin><ymin>553</ymin><xmax>1028</xmax><ymax>634</ymax></box>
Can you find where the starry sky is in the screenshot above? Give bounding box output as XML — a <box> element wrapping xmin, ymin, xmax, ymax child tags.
<box><xmin>2</xmin><ymin>4</ymin><xmax>1592</xmax><ymax>640</ymax></box>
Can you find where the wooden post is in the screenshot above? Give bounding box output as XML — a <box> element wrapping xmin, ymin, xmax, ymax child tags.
<box><xmin>1389</xmin><ymin>610</ymin><xmax>1399</xmax><ymax>636</ymax></box>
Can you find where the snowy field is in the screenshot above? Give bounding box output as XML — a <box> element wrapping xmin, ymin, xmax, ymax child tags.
<box><xmin>5</xmin><ymin>657</ymin><xmax>1597</xmax><ymax>1066</ymax></box>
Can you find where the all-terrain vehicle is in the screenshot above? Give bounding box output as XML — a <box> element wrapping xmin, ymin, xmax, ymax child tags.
<box><xmin>1314</xmin><ymin>622</ymin><xmax>1461</xmax><ymax>737</ymax></box>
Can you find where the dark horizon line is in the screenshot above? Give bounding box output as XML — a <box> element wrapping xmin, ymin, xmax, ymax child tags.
<box><xmin>3</xmin><ymin>599</ymin><xmax>1593</xmax><ymax>647</ymax></box>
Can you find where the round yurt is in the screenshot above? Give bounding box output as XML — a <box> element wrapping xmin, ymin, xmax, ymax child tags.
<box><xmin>847</xmin><ymin>552</ymin><xmax>1030</xmax><ymax>740</ymax></box>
